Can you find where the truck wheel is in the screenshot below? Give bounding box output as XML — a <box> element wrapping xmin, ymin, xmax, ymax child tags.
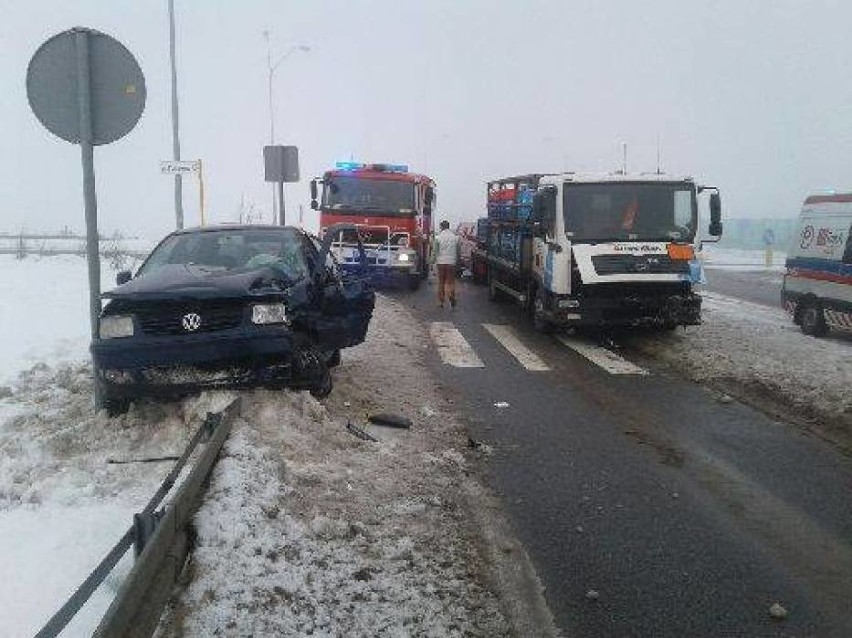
<box><xmin>487</xmin><ymin>271</ymin><xmax>501</xmax><ymax>302</ymax></box>
<box><xmin>532</xmin><ymin>288</ymin><xmax>553</xmax><ymax>334</ymax></box>
<box><xmin>799</xmin><ymin>299</ymin><xmax>828</xmax><ymax>337</ymax></box>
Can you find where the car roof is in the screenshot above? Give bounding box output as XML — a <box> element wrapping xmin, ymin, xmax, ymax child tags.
<box><xmin>172</xmin><ymin>224</ymin><xmax>308</xmax><ymax>236</ymax></box>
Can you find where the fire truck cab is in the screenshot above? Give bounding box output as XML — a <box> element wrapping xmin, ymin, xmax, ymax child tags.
<box><xmin>311</xmin><ymin>162</ymin><xmax>436</xmax><ymax>289</ymax></box>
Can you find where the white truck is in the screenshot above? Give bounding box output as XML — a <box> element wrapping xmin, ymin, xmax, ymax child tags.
<box><xmin>782</xmin><ymin>192</ymin><xmax>852</xmax><ymax>336</ymax></box>
<box><xmin>478</xmin><ymin>172</ymin><xmax>723</xmax><ymax>331</ymax></box>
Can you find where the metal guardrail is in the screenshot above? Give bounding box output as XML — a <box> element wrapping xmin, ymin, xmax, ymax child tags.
<box><xmin>34</xmin><ymin>397</ymin><xmax>241</xmax><ymax>638</ymax></box>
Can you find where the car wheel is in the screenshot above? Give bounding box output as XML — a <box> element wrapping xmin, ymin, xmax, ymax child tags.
<box><xmin>327</xmin><ymin>349</ymin><xmax>341</xmax><ymax>368</ymax></box>
<box><xmin>532</xmin><ymin>288</ymin><xmax>553</xmax><ymax>334</ymax></box>
<box><xmin>408</xmin><ymin>273</ymin><xmax>421</xmax><ymax>291</ymax></box>
<box><xmin>799</xmin><ymin>299</ymin><xmax>828</xmax><ymax>337</ymax></box>
<box><xmin>309</xmin><ymin>366</ymin><xmax>333</xmax><ymax>399</ymax></box>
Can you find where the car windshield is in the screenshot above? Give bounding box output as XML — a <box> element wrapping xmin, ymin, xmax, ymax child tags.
<box><xmin>322</xmin><ymin>176</ymin><xmax>415</xmax><ymax>215</ymax></box>
<box><xmin>137</xmin><ymin>228</ymin><xmax>309</xmax><ymax>281</ymax></box>
<box><xmin>563</xmin><ymin>182</ymin><xmax>697</xmax><ymax>242</ymax></box>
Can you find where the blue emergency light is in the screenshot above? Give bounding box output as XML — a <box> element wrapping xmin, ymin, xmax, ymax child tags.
<box><xmin>336</xmin><ymin>161</ymin><xmax>365</xmax><ymax>170</ymax></box>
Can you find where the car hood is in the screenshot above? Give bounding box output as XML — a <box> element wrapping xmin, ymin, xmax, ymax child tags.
<box><xmin>102</xmin><ymin>264</ymin><xmax>300</xmax><ymax>302</ymax></box>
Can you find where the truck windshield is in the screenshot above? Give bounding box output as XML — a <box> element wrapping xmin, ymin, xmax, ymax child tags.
<box><xmin>563</xmin><ymin>182</ymin><xmax>697</xmax><ymax>242</ymax></box>
<box><xmin>323</xmin><ymin>176</ymin><xmax>416</xmax><ymax>215</ymax></box>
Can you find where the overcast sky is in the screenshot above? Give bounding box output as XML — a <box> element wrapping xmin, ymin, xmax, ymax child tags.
<box><xmin>3</xmin><ymin>0</ymin><xmax>852</xmax><ymax>238</ymax></box>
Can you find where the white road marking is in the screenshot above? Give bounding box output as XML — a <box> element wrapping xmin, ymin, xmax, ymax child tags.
<box><xmin>482</xmin><ymin>324</ymin><xmax>550</xmax><ymax>371</ymax></box>
<box><xmin>556</xmin><ymin>336</ymin><xmax>649</xmax><ymax>375</ymax></box>
<box><xmin>429</xmin><ymin>322</ymin><xmax>484</xmax><ymax>368</ymax></box>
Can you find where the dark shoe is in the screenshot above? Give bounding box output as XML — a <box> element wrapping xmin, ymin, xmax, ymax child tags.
<box><xmin>449</xmin><ymin>297</ymin><xmax>457</xmax><ymax>308</ymax></box>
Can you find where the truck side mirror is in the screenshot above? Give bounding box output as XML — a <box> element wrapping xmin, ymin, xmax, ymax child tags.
<box><xmin>310</xmin><ymin>179</ymin><xmax>318</xmax><ymax>210</ymax></box>
<box><xmin>424</xmin><ymin>186</ymin><xmax>434</xmax><ymax>216</ymax></box>
<box><xmin>708</xmin><ymin>192</ymin><xmax>722</xmax><ymax>236</ymax></box>
<box><xmin>709</xmin><ymin>192</ymin><xmax>721</xmax><ymax>224</ymax></box>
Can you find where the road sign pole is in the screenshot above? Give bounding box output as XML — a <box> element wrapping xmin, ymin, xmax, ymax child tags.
<box><xmin>74</xmin><ymin>30</ymin><xmax>101</xmax><ymax>342</ymax></box>
<box><xmin>74</xmin><ymin>30</ymin><xmax>103</xmax><ymax>406</ymax></box>
<box><xmin>278</xmin><ymin>181</ymin><xmax>285</xmax><ymax>225</ymax></box>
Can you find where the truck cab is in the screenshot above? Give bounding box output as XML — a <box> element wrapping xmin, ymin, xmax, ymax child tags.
<box><xmin>310</xmin><ymin>162</ymin><xmax>436</xmax><ymax>289</ymax></box>
<box><xmin>483</xmin><ymin>173</ymin><xmax>722</xmax><ymax>331</ymax></box>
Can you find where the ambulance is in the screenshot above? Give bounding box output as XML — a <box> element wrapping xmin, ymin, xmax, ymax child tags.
<box><xmin>782</xmin><ymin>193</ymin><xmax>852</xmax><ymax>336</ymax></box>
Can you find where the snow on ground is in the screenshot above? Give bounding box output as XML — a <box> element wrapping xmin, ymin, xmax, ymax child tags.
<box><xmin>0</xmin><ymin>355</ymin><xmax>229</xmax><ymax>636</ymax></box>
<box><xmin>156</xmin><ymin>297</ymin><xmax>528</xmax><ymax>637</ymax></box>
<box><xmin>626</xmin><ymin>290</ymin><xmax>852</xmax><ymax>439</ymax></box>
<box><xmin>3</xmin><ymin>251</ymin><xmax>848</xmax><ymax>636</ymax></box>
<box><xmin>0</xmin><ymin>253</ymin><xmax>224</xmax><ymax>636</ymax></box>
<box><xmin>0</xmin><ymin>254</ymin><xmax>137</xmax><ymax>384</ymax></box>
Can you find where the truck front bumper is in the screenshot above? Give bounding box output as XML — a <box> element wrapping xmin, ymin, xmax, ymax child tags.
<box><xmin>550</xmin><ymin>291</ymin><xmax>702</xmax><ymax>328</ymax></box>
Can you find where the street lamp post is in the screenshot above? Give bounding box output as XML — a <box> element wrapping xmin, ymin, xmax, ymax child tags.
<box><xmin>168</xmin><ymin>0</ymin><xmax>183</xmax><ymax>229</ymax></box>
<box><xmin>263</xmin><ymin>31</ymin><xmax>309</xmax><ymax>223</ymax></box>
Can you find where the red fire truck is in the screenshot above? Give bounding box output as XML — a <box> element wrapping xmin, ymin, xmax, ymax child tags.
<box><xmin>310</xmin><ymin>162</ymin><xmax>436</xmax><ymax>289</ymax></box>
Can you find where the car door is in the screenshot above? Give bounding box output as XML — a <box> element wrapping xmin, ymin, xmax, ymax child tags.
<box><xmin>310</xmin><ymin>226</ymin><xmax>375</xmax><ymax>349</ymax></box>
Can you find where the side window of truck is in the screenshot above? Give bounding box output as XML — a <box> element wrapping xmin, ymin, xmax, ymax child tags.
<box><xmin>843</xmin><ymin>224</ymin><xmax>852</xmax><ymax>264</ymax></box>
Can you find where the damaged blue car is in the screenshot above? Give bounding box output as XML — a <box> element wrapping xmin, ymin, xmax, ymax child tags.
<box><xmin>91</xmin><ymin>224</ymin><xmax>375</xmax><ymax>414</ymax></box>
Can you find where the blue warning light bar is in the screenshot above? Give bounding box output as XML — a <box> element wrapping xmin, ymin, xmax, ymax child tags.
<box><xmin>335</xmin><ymin>161</ymin><xmax>365</xmax><ymax>171</ymax></box>
<box><xmin>371</xmin><ymin>163</ymin><xmax>409</xmax><ymax>173</ymax></box>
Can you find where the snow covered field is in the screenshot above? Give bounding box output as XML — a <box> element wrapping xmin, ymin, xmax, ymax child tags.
<box><xmin>1</xmin><ymin>252</ymin><xmax>849</xmax><ymax>636</ymax></box>
<box><xmin>0</xmin><ymin>255</ymin><xmax>551</xmax><ymax>637</ymax></box>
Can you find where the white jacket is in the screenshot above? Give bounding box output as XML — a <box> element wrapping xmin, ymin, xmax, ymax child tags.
<box><xmin>432</xmin><ymin>229</ymin><xmax>460</xmax><ymax>265</ymax></box>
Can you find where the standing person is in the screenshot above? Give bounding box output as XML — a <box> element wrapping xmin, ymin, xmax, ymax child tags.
<box><xmin>432</xmin><ymin>220</ymin><xmax>460</xmax><ymax>308</ymax></box>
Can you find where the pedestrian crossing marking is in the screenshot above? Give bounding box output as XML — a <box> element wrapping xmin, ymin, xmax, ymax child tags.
<box><xmin>482</xmin><ymin>324</ymin><xmax>550</xmax><ymax>371</ymax></box>
<box><xmin>556</xmin><ymin>336</ymin><xmax>649</xmax><ymax>375</ymax></box>
<box><xmin>429</xmin><ymin>322</ymin><xmax>484</xmax><ymax>368</ymax></box>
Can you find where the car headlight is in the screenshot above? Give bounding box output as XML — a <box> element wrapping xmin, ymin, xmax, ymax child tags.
<box><xmin>99</xmin><ymin>315</ymin><xmax>134</xmax><ymax>339</ymax></box>
<box><xmin>252</xmin><ymin>303</ymin><xmax>287</xmax><ymax>325</ymax></box>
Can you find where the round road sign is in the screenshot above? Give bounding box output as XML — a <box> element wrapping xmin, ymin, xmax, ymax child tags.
<box><xmin>26</xmin><ymin>27</ymin><xmax>146</xmax><ymax>145</ymax></box>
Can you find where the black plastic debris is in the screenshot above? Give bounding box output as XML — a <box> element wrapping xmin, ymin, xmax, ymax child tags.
<box><xmin>346</xmin><ymin>420</ymin><xmax>378</xmax><ymax>442</ymax></box>
<box><xmin>367</xmin><ymin>413</ymin><xmax>412</xmax><ymax>429</ymax></box>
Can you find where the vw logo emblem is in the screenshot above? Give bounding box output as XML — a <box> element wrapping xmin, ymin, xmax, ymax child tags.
<box><xmin>182</xmin><ymin>313</ymin><xmax>202</xmax><ymax>332</ymax></box>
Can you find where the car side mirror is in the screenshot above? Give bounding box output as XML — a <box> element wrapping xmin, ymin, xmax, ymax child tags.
<box><xmin>116</xmin><ymin>271</ymin><xmax>132</xmax><ymax>285</ymax></box>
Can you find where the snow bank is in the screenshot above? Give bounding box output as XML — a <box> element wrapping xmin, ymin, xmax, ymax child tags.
<box><xmin>158</xmin><ymin>298</ymin><xmax>511</xmax><ymax>637</ymax></box>
<box><xmin>0</xmin><ymin>354</ymin><xmax>230</xmax><ymax>637</ymax></box>
<box><xmin>628</xmin><ymin>291</ymin><xmax>852</xmax><ymax>436</ymax></box>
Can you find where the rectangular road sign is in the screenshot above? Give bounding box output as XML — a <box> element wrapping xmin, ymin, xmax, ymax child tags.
<box><xmin>160</xmin><ymin>160</ymin><xmax>200</xmax><ymax>175</ymax></box>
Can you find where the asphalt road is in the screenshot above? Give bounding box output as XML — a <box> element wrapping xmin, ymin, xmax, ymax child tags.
<box><xmin>390</xmin><ymin>277</ymin><xmax>852</xmax><ymax>638</ymax></box>
<box><xmin>703</xmin><ymin>267</ymin><xmax>784</xmax><ymax>308</ymax></box>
